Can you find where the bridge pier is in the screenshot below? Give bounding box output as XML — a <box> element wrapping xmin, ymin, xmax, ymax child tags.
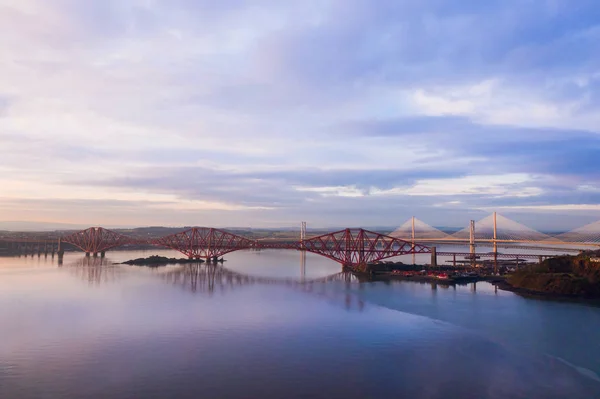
<box><xmin>101</xmin><ymin>251</ymin><xmax>105</xmax><ymax>258</ymax></box>
<box><xmin>343</xmin><ymin>263</ymin><xmax>370</xmax><ymax>274</ymax></box>
<box><xmin>85</xmin><ymin>252</ymin><xmax>90</xmax><ymax>257</ymax></box>
<box><xmin>430</xmin><ymin>247</ymin><xmax>437</xmax><ymax>269</ymax></box>
<box><xmin>469</xmin><ymin>220</ymin><xmax>476</xmax><ymax>267</ymax></box>
<box><xmin>494</xmin><ymin>252</ymin><xmax>498</xmax><ymax>275</ymax></box>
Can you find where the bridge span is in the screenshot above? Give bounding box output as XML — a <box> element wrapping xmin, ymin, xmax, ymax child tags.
<box><xmin>58</xmin><ymin>227</ymin><xmax>430</xmax><ymax>272</ymax></box>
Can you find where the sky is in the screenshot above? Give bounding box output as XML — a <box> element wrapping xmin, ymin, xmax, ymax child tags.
<box><xmin>1</xmin><ymin>0</ymin><xmax>600</xmax><ymax>231</ymax></box>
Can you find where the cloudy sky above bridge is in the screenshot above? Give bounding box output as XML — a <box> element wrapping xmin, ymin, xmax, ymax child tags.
<box><xmin>2</xmin><ymin>0</ymin><xmax>600</xmax><ymax>230</ymax></box>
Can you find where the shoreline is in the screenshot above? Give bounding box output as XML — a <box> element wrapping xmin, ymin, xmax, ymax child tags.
<box><xmin>494</xmin><ymin>279</ymin><xmax>600</xmax><ymax>303</ymax></box>
<box><xmin>374</xmin><ymin>271</ymin><xmax>600</xmax><ymax>303</ymax></box>
<box><xmin>372</xmin><ymin>272</ymin><xmax>502</xmax><ymax>285</ymax></box>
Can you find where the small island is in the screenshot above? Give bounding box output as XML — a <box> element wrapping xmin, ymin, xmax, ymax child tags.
<box><xmin>122</xmin><ymin>255</ymin><xmax>205</xmax><ymax>266</ymax></box>
<box><xmin>501</xmin><ymin>251</ymin><xmax>600</xmax><ymax>299</ymax></box>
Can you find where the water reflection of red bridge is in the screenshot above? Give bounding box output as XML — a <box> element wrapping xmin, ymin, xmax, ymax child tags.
<box><xmin>64</xmin><ymin>256</ymin><xmax>365</xmax><ymax>311</ymax></box>
<box><xmin>161</xmin><ymin>264</ymin><xmax>365</xmax><ymax>311</ymax></box>
<box><xmin>162</xmin><ymin>264</ymin><xmax>358</xmax><ymax>290</ymax></box>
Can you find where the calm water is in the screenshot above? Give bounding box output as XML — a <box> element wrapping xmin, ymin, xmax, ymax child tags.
<box><xmin>1</xmin><ymin>249</ymin><xmax>600</xmax><ymax>399</ymax></box>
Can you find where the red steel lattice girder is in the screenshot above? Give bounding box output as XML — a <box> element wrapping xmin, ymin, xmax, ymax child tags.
<box><xmin>61</xmin><ymin>226</ymin><xmax>430</xmax><ymax>267</ymax></box>
<box><xmin>302</xmin><ymin>228</ymin><xmax>430</xmax><ymax>266</ymax></box>
<box><xmin>62</xmin><ymin>227</ymin><xmax>137</xmax><ymax>254</ymax></box>
<box><xmin>152</xmin><ymin>227</ymin><xmax>258</xmax><ymax>259</ymax></box>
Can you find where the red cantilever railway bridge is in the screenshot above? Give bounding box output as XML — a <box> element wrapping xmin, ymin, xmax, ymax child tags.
<box><xmin>60</xmin><ymin>227</ymin><xmax>430</xmax><ymax>271</ymax></box>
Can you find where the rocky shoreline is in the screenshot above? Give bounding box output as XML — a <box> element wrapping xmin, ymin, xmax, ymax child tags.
<box><xmin>497</xmin><ymin>251</ymin><xmax>600</xmax><ymax>300</ymax></box>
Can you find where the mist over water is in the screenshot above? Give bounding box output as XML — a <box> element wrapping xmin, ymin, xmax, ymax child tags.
<box><xmin>1</xmin><ymin>250</ymin><xmax>599</xmax><ymax>399</ymax></box>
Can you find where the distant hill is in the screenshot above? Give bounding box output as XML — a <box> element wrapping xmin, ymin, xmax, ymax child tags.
<box><xmin>0</xmin><ymin>221</ymin><xmax>133</xmax><ymax>232</ymax></box>
<box><xmin>0</xmin><ymin>221</ymin><xmax>89</xmax><ymax>231</ymax></box>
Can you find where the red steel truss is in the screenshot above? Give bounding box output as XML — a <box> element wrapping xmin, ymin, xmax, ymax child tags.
<box><xmin>60</xmin><ymin>227</ymin><xmax>430</xmax><ymax>268</ymax></box>
<box><xmin>152</xmin><ymin>227</ymin><xmax>258</xmax><ymax>259</ymax></box>
<box><xmin>62</xmin><ymin>227</ymin><xmax>137</xmax><ymax>254</ymax></box>
<box><xmin>301</xmin><ymin>228</ymin><xmax>430</xmax><ymax>267</ymax></box>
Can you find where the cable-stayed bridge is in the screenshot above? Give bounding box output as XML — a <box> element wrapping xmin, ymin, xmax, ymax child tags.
<box><xmin>389</xmin><ymin>212</ymin><xmax>600</xmax><ymax>251</ymax></box>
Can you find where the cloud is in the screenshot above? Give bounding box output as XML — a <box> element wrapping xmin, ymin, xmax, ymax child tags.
<box><xmin>1</xmin><ymin>0</ymin><xmax>600</xmax><ymax>230</ymax></box>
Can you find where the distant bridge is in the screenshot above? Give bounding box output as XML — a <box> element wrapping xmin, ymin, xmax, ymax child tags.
<box><xmin>390</xmin><ymin>212</ymin><xmax>600</xmax><ymax>251</ymax></box>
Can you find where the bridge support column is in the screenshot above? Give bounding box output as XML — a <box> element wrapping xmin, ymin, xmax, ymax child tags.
<box><xmin>93</xmin><ymin>252</ymin><xmax>98</xmax><ymax>257</ymax></box>
<box><xmin>359</xmin><ymin>263</ymin><xmax>371</xmax><ymax>274</ymax></box>
<box><xmin>494</xmin><ymin>252</ymin><xmax>498</xmax><ymax>275</ymax></box>
<box><xmin>300</xmin><ymin>250</ymin><xmax>306</xmax><ymax>282</ymax></box>
<box><xmin>85</xmin><ymin>252</ymin><xmax>90</xmax><ymax>257</ymax></box>
<box><xmin>411</xmin><ymin>216</ymin><xmax>416</xmax><ymax>266</ymax></box>
<box><xmin>430</xmin><ymin>247</ymin><xmax>437</xmax><ymax>269</ymax></box>
<box><xmin>538</xmin><ymin>255</ymin><xmax>543</xmax><ymax>265</ymax></box>
<box><xmin>57</xmin><ymin>246</ymin><xmax>64</xmax><ymax>264</ymax></box>
<box><xmin>101</xmin><ymin>251</ymin><xmax>105</xmax><ymax>258</ymax></box>
<box><xmin>469</xmin><ymin>220</ymin><xmax>476</xmax><ymax>268</ymax></box>
<box><xmin>453</xmin><ymin>253</ymin><xmax>456</xmax><ymax>267</ymax></box>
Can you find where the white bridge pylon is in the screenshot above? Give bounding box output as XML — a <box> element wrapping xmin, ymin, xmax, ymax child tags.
<box><xmin>389</xmin><ymin>213</ymin><xmax>597</xmax><ymax>245</ymax></box>
<box><xmin>390</xmin><ymin>217</ymin><xmax>452</xmax><ymax>240</ymax></box>
<box><xmin>451</xmin><ymin>213</ymin><xmax>563</xmax><ymax>243</ymax></box>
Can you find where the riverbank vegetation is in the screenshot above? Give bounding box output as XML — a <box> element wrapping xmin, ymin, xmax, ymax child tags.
<box><xmin>506</xmin><ymin>251</ymin><xmax>600</xmax><ymax>298</ymax></box>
